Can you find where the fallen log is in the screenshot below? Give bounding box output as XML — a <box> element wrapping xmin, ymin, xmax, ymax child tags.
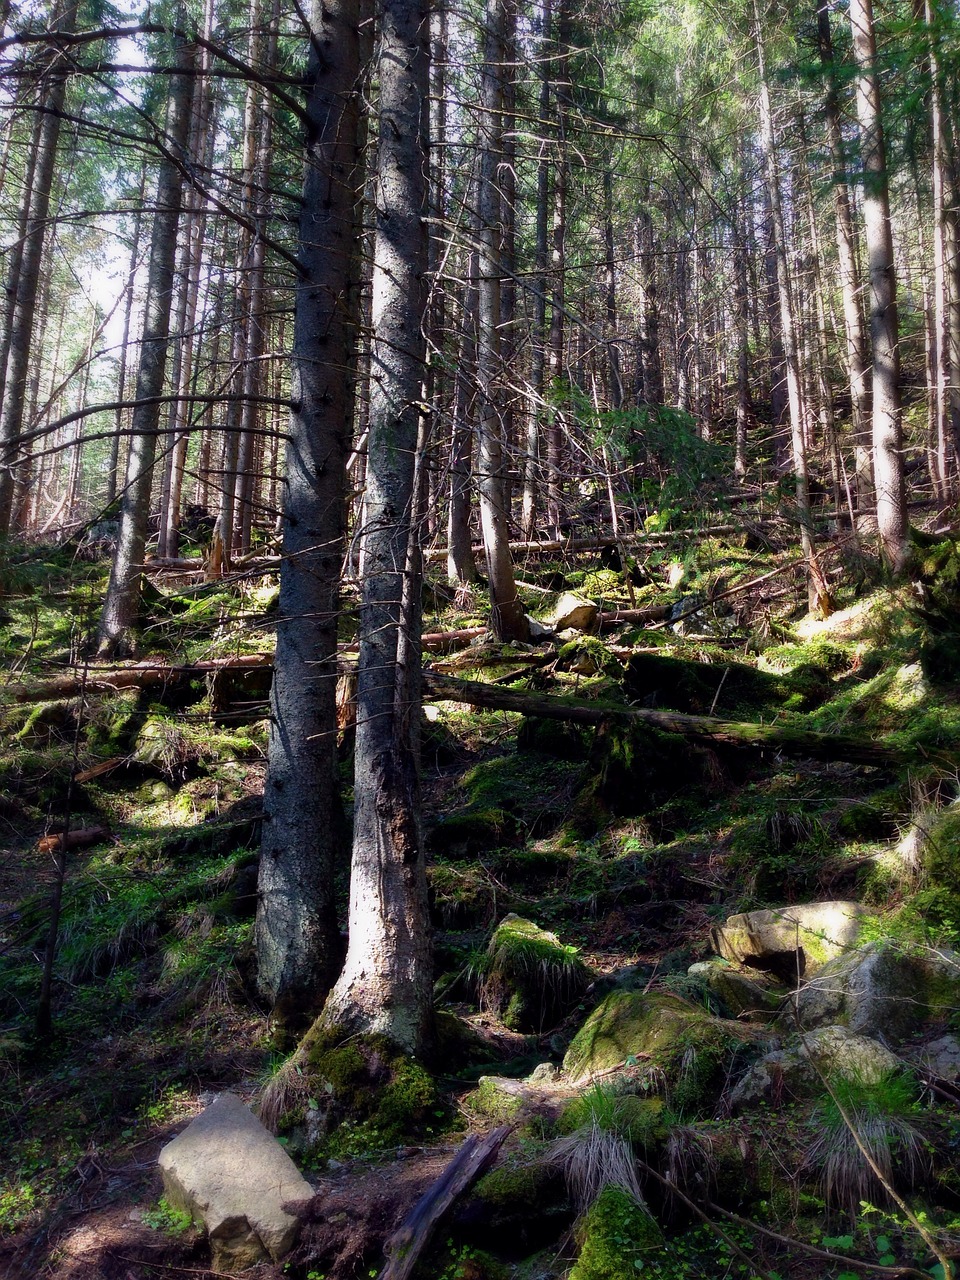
<box><xmin>7</xmin><ymin>633</ymin><xmax>485</xmax><ymax>704</ymax></box>
<box><xmin>379</xmin><ymin>1125</ymin><xmax>512</xmax><ymax>1280</ymax></box>
<box><xmin>8</xmin><ymin>654</ymin><xmax>273</xmax><ymax>703</ymax></box>
<box><xmin>599</xmin><ymin>605</ymin><xmax>671</xmax><ymax>627</ymax></box>
<box><xmin>73</xmin><ymin>757</ymin><xmax>126</xmax><ymax>783</ymax></box>
<box><xmin>37</xmin><ymin>825</ymin><xmax>110</xmax><ymax>854</ymax></box>
<box><xmin>423</xmin><ymin>525</ymin><xmax>754</xmax><ymax>562</ymax></box>
<box><xmin>421</xmin><ymin>671</ymin><xmax>905</xmax><ymax>768</ymax></box>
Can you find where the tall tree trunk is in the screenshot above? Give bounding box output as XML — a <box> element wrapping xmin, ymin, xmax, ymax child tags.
<box><xmin>733</xmin><ymin>173</ymin><xmax>753</xmax><ymax>480</ymax></box>
<box><xmin>817</xmin><ymin>0</ymin><xmax>872</xmax><ymax>510</ymax></box>
<box><xmin>475</xmin><ymin>0</ymin><xmax>528</xmax><ymax>641</ymax></box>
<box><xmin>107</xmin><ymin>173</ymin><xmax>147</xmax><ymax>509</ymax></box>
<box><xmin>254</xmin><ymin>0</ymin><xmax>365</xmax><ymax>1024</ymax></box>
<box><xmin>925</xmin><ymin>0</ymin><xmax>960</xmax><ymax>497</ymax></box>
<box><xmin>97</xmin><ymin>46</ymin><xmax>195</xmax><ymax>654</ymax></box>
<box><xmin>0</xmin><ymin>0</ymin><xmax>77</xmax><ymax>536</ymax></box>
<box><xmin>446</xmin><ymin>241</ymin><xmax>480</xmax><ymax>586</ymax></box>
<box><xmin>849</xmin><ymin>0</ymin><xmax>908</xmax><ymax>570</ymax></box>
<box><xmin>158</xmin><ymin>0</ymin><xmax>216</xmax><ymax>558</ymax></box>
<box><xmin>634</xmin><ymin>201</ymin><xmax>663</xmax><ymax>405</ymax></box>
<box><xmin>320</xmin><ymin>0</ymin><xmax>432</xmax><ymax>1057</ymax></box>
<box><xmin>754</xmin><ymin>5</ymin><xmax>831</xmax><ymax>614</ymax></box>
<box><xmin>521</xmin><ymin>0</ymin><xmax>552</xmax><ymax>535</ymax></box>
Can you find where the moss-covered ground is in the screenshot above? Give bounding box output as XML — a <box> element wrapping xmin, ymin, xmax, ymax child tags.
<box><xmin>1</xmin><ymin>526</ymin><xmax>960</xmax><ymax>1279</ymax></box>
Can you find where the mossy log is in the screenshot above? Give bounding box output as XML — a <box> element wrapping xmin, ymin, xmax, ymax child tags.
<box><xmin>9</xmin><ymin>631</ymin><xmax>486</xmax><ymax>704</ymax></box>
<box><xmin>421</xmin><ymin>672</ymin><xmax>904</xmax><ymax>767</ymax></box>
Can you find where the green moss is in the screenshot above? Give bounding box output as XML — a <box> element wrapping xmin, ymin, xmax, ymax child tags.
<box><xmin>466</xmin><ymin>1078</ymin><xmax>524</xmax><ymax>1122</ymax></box>
<box><xmin>569</xmin><ymin>1187</ymin><xmax>663</xmax><ymax>1280</ymax></box>
<box><xmin>924</xmin><ymin>807</ymin><xmax>960</xmax><ymax>895</ymax></box>
<box><xmin>517</xmin><ymin>715</ymin><xmax>591</xmax><ymax>761</ymax></box>
<box><xmin>559</xmin><ymin>1087</ymin><xmax>669</xmax><ymax>1149</ymax></box>
<box><xmin>556</xmin><ymin>636</ymin><xmax>623</xmax><ymax>678</ymax></box>
<box><xmin>477</xmin><ymin>914</ymin><xmax>590</xmax><ymax>1033</ymax></box>
<box><xmin>429</xmin><ymin>807</ymin><xmax>514</xmax><ymax>856</ymax></box>
<box><xmin>377</xmin><ymin>1057</ymin><xmax>436</xmax><ymax>1128</ymax></box>
<box><xmin>307</xmin><ymin>1042</ymin><xmax>367</xmax><ymax>1099</ymax></box>
<box><xmin>562</xmin><ymin>992</ymin><xmax>758</xmax><ymax>1115</ymax></box>
<box><xmin>475</xmin><ymin>1162</ymin><xmax>552</xmax><ymax>1209</ymax></box>
<box><xmin>585</xmin><ymin>720</ymin><xmax>725</xmax><ymax>821</ymax></box>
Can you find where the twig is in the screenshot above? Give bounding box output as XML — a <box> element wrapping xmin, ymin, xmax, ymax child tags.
<box><xmin>632</xmin><ymin>1155</ymin><xmax>780</xmax><ymax>1280</ymax></box>
<box><xmin>790</xmin><ymin>1007</ymin><xmax>954</xmax><ymax>1280</ymax></box>
<box><xmin>705</xmin><ymin>1203</ymin><xmax>933</xmax><ymax>1279</ymax></box>
<box><xmin>108</xmin><ymin>1255</ymin><xmax>239</xmax><ymax>1279</ymax></box>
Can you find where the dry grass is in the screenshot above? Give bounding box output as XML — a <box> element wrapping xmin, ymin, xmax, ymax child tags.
<box><xmin>549</xmin><ymin>1120</ymin><xmax>647</xmax><ymax>1214</ymax></box>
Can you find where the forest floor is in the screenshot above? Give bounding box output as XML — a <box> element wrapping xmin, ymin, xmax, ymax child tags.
<box><xmin>2</xmin><ymin>507</ymin><xmax>960</xmax><ymax>1280</ymax></box>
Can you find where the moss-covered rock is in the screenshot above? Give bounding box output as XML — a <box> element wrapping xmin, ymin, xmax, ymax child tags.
<box><xmin>473</xmin><ymin>1159</ymin><xmax>565</xmax><ymax>1238</ymax></box>
<box><xmin>465</xmin><ymin>1077</ymin><xmax>525</xmax><ymax>1123</ymax></box>
<box><xmin>517</xmin><ymin>716</ymin><xmax>591</xmax><ymax>761</ymax></box>
<box><xmin>558</xmin><ymin>1091</ymin><xmax>669</xmax><ymax>1149</ymax></box>
<box><xmin>790</xmin><ymin>941</ymin><xmax>960</xmax><ymax>1043</ymax></box>
<box><xmin>478</xmin><ymin>914</ymin><xmax>590</xmax><ymax>1033</ymax></box>
<box><xmin>728</xmin><ymin>1024</ymin><xmax>903</xmax><ymax>1112</ymax></box>
<box><xmin>562</xmin><ymin>992</ymin><xmax>760</xmax><ymax>1113</ymax></box>
<box><xmin>556</xmin><ymin>636</ymin><xmax>623</xmax><ymax>678</ymax></box>
<box><xmin>686</xmin><ymin>961</ymin><xmax>783</xmax><ymax>1021</ymax></box>
<box><xmin>587</xmin><ymin>721</ymin><xmax>720</xmax><ymax>818</ymax></box>
<box><xmin>569</xmin><ymin>1187</ymin><xmax>663</xmax><ymax>1280</ymax></box>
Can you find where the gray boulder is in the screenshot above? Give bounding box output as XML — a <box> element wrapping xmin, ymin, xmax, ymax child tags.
<box><xmin>712</xmin><ymin>901</ymin><xmax>865</xmax><ymax>981</ymax></box>
<box><xmin>789</xmin><ymin>941</ymin><xmax>960</xmax><ymax>1044</ymax></box>
<box><xmin>912</xmin><ymin>1034</ymin><xmax>960</xmax><ymax>1082</ymax></box>
<box><xmin>159</xmin><ymin>1092</ymin><xmax>313</xmax><ymax>1273</ymax></box>
<box><xmin>729</xmin><ymin>1025</ymin><xmax>901</xmax><ymax>1112</ymax></box>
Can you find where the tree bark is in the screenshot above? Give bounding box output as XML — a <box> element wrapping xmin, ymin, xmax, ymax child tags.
<box><xmin>817</xmin><ymin>0</ymin><xmax>872</xmax><ymax>511</ymax></box>
<box><xmin>254</xmin><ymin>0</ymin><xmax>365</xmax><ymax>1023</ymax></box>
<box><xmin>320</xmin><ymin>0</ymin><xmax>433</xmax><ymax>1057</ymax></box>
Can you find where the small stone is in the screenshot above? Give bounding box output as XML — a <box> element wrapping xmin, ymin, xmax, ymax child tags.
<box><xmin>526</xmin><ymin>1062</ymin><xmax>561</xmax><ymax>1084</ymax></box>
<box><xmin>159</xmin><ymin>1092</ymin><xmax>313</xmax><ymax>1274</ymax></box>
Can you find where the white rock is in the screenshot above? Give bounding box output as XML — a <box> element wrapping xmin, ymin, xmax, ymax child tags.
<box><xmin>712</xmin><ymin>901</ymin><xmax>865</xmax><ymax>980</ymax></box>
<box><xmin>159</xmin><ymin>1092</ymin><xmax>313</xmax><ymax>1273</ymax></box>
<box><xmin>526</xmin><ymin>616</ymin><xmax>553</xmax><ymax>641</ymax></box>
<box><xmin>553</xmin><ymin>592</ymin><xmax>599</xmax><ymax>633</ymax></box>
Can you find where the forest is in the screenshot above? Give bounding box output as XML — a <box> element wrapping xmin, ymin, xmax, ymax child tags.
<box><xmin>2</xmin><ymin>0</ymin><xmax>960</xmax><ymax>1275</ymax></box>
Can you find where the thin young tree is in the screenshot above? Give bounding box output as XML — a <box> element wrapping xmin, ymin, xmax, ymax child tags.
<box><xmin>97</xmin><ymin>42</ymin><xmax>195</xmax><ymax>655</ymax></box>
<box><xmin>475</xmin><ymin>0</ymin><xmax>528</xmax><ymax>642</ymax></box>
<box><xmin>849</xmin><ymin>0</ymin><xmax>908</xmax><ymax>571</ymax></box>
